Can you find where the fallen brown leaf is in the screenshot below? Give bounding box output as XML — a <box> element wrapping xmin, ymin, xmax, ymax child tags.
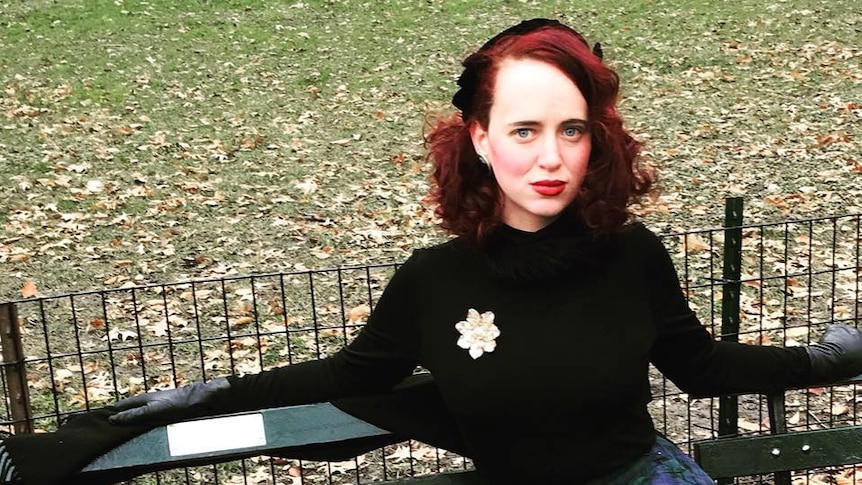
<box><xmin>21</xmin><ymin>280</ymin><xmax>38</xmax><ymax>298</ymax></box>
<box><xmin>347</xmin><ymin>304</ymin><xmax>371</xmax><ymax>323</ymax></box>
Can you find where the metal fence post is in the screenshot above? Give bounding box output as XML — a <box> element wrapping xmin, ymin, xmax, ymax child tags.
<box><xmin>717</xmin><ymin>197</ymin><xmax>743</xmax><ymax>483</ymax></box>
<box><xmin>0</xmin><ymin>302</ymin><xmax>34</xmax><ymax>434</ymax></box>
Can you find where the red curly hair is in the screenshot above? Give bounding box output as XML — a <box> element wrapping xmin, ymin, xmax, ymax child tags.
<box><xmin>425</xmin><ymin>20</ymin><xmax>653</xmax><ymax>243</ymax></box>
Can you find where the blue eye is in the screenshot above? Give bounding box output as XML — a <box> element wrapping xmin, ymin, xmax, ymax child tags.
<box><xmin>563</xmin><ymin>126</ymin><xmax>582</xmax><ymax>137</ymax></box>
<box><xmin>515</xmin><ymin>128</ymin><xmax>532</xmax><ymax>138</ymax></box>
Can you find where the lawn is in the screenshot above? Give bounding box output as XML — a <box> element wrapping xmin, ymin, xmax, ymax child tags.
<box><xmin>1</xmin><ymin>2</ymin><xmax>861</xmax><ymax>483</ymax></box>
<box><xmin>1</xmin><ymin>0</ymin><xmax>860</xmax><ymax>301</ymax></box>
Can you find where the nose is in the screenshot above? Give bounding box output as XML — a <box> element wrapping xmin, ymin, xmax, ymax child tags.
<box><xmin>537</xmin><ymin>135</ymin><xmax>562</xmax><ymax>170</ymax></box>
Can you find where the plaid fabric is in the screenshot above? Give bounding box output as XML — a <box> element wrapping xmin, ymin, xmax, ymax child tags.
<box><xmin>587</xmin><ymin>435</ymin><xmax>714</xmax><ymax>485</ymax></box>
<box><xmin>0</xmin><ymin>432</ymin><xmax>22</xmax><ymax>485</ymax></box>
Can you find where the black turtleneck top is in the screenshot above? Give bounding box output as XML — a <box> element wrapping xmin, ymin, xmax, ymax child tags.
<box><xmin>229</xmin><ymin>218</ymin><xmax>812</xmax><ymax>483</ymax></box>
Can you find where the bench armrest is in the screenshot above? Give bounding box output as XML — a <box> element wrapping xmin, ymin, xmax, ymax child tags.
<box><xmin>78</xmin><ymin>402</ymin><xmax>394</xmax><ymax>481</ymax></box>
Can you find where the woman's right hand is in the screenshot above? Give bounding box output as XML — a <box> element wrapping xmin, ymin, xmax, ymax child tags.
<box><xmin>108</xmin><ymin>377</ymin><xmax>232</xmax><ymax>426</ymax></box>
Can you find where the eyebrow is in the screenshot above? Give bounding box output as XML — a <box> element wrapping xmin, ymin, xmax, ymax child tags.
<box><xmin>505</xmin><ymin>118</ymin><xmax>588</xmax><ymax>128</ymax></box>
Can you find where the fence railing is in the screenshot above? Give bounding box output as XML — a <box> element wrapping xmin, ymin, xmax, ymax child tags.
<box><xmin>1</xmin><ymin>198</ymin><xmax>860</xmax><ymax>484</ymax></box>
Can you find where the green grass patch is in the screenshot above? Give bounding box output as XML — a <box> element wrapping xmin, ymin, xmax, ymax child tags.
<box><xmin>0</xmin><ymin>0</ymin><xmax>859</xmax><ymax>303</ymax></box>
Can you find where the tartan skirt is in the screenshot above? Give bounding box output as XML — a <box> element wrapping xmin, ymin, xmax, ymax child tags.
<box><xmin>585</xmin><ymin>435</ymin><xmax>715</xmax><ymax>485</ymax></box>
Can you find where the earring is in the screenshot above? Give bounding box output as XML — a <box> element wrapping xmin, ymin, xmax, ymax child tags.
<box><xmin>478</xmin><ymin>155</ymin><xmax>489</xmax><ymax>167</ymax></box>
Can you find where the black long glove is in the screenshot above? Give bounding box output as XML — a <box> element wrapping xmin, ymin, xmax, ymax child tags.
<box><xmin>108</xmin><ymin>377</ymin><xmax>232</xmax><ymax>426</ymax></box>
<box><xmin>806</xmin><ymin>324</ymin><xmax>862</xmax><ymax>384</ymax></box>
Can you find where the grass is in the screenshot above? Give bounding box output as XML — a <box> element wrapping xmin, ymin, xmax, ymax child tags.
<box><xmin>2</xmin><ymin>0</ymin><xmax>859</xmax><ymax>300</ymax></box>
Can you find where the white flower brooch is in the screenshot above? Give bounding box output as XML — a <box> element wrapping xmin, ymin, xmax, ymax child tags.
<box><xmin>455</xmin><ymin>308</ymin><xmax>500</xmax><ymax>359</ymax></box>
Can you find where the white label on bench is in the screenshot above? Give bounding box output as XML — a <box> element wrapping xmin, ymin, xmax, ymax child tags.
<box><xmin>167</xmin><ymin>413</ymin><xmax>266</xmax><ymax>457</ymax></box>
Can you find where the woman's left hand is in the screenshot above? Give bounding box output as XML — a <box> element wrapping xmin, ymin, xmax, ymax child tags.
<box><xmin>806</xmin><ymin>324</ymin><xmax>862</xmax><ymax>384</ymax></box>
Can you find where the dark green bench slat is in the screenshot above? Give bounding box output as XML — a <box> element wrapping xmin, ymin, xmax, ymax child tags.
<box><xmin>694</xmin><ymin>425</ymin><xmax>862</xmax><ymax>478</ymax></box>
<box><xmin>80</xmin><ymin>402</ymin><xmax>391</xmax><ymax>475</ymax></box>
<box><xmin>693</xmin><ymin>373</ymin><xmax>862</xmax><ymax>480</ymax></box>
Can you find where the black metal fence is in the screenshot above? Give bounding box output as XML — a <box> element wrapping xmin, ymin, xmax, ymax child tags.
<box><xmin>1</xmin><ymin>199</ymin><xmax>860</xmax><ymax>484</ymax></box>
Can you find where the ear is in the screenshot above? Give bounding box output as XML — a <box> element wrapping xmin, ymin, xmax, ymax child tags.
<box><xmin>468</xmin><ymin>121</ymin><xmax>490</xmax><ymax>160</ymax></box>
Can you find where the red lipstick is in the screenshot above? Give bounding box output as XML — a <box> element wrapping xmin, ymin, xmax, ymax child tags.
<box><xmin>531</xmin><ymin>180</ymin><xmax>565</xmax><ymax>196</ymax></box>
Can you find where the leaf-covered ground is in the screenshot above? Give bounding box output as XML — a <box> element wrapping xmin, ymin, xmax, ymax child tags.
<box><xmin>1</xmin><ymin>0</ymin><xmax>859</xmax><ymax>302</ymax></box>
<box><xmin>1</xmin><ymin>2</ymin><xmax>861</xmax><ymax>483</ymax></box>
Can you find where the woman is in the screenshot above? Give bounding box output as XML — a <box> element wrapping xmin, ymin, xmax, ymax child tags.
<box><xmin>102</xmin><ymin>19</ymin><xmax>862</xmax><ymax>484</ymax></box>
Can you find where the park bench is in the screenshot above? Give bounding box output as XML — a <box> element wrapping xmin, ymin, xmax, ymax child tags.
<box><xmin>693</xmin><ymin>373</ymin><xmax>862</xmax><ymax>484</ymax></box>
<box><xmin>77</xmin><ymin>397</ymin><xmax>483</xmax><ymax>485</ymax></box>
<box><xmin>75</xmin><ymin>375</ymin><xmax>862</xmax><ymax>484</ymax></box>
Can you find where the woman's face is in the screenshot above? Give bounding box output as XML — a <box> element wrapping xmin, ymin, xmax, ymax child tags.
<box><xmin>470</xmin><ymin>58</ymin><xmax>591</xmax><ymax>232</ymax></box>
